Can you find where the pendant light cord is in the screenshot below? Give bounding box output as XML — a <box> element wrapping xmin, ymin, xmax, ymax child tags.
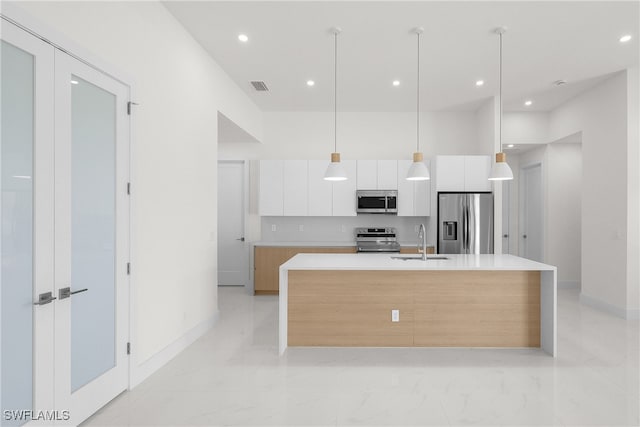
<box><xmin>499</xmin><ymin>30</ymin><xmax>503</xmax><ymax>153</ymax></box>
<box><xmin>334</xmin><ymin>31</ymin><xmax>338</xmax><ymax>153</ymax></box>
<box><xmin>416</xmin><ymin>31</ymin><xmax>420</xmax><ymax>153</ymax></box>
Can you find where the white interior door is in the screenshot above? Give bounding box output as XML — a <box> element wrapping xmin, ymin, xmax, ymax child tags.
<box><xmin>1</xmin><ymin>21</ymin><xmax>56</xmax><ymax>426</ymax></box>
<box><xmin>520</xmin><ymin>164</ymin><xmax>543</xmax><ymax>262</ymax></box>
<box><xmin>53</xmin><ymin>50</ymin><xmax>130</xmax><ymax>424</ymax></box>
<box><xmin>217</xmin><ymin>161</ymin><xmax>248</xmax><ymax>286</ymax></box>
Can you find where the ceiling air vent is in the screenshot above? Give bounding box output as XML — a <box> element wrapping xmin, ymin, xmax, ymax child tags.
<box><xmin>251</xmin><ymin>81</ymin><xmax>269</xmax><ymax>91</ymax></box>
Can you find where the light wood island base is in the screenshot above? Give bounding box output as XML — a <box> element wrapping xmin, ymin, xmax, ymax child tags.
<box><xmin>288</xmin><ymin>270</ymin><xmax>540</xmax><ymax>348</ymax></box>
<box><xmin>279</xmin><ymin>253</ymin><xmax>557</xmax><ymax>356</ymax></box>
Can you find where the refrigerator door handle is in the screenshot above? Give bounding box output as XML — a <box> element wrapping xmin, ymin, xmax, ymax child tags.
<box><xmin>462</xmin><ymin>203</ymin><xmax>468</xmax><ymax>253</ymax></box>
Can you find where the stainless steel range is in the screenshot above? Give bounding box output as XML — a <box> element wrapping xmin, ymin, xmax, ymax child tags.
<box><xmin>355</xmin><ymin>227</ymin><xmax>401</xmax><ymax>253</ymax></box>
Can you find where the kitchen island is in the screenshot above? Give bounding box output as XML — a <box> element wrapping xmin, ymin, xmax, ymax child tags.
<box><xmin>279</xmin><ymin>253</ymin><xmax>556</xmax><ymax>356</ymax></box>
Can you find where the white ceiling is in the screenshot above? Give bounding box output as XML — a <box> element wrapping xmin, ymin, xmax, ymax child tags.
<box><xmin>164</xmin><ymin>1</ymin><xmax>639</xmax><ymax>112</ymax></box>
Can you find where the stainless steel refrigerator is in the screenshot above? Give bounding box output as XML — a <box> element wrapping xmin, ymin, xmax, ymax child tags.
<box><xmin>437</xmin><ymin>192</ymin><xmax>494</xmax><ymax>254</ymax></box>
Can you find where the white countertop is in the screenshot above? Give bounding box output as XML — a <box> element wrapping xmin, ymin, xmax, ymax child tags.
<box><xmin>281</xmin><ymin>253</ymin><xmax>556</xmax><ymax>271</ymax></box>
<box><xmin>253</xmin><ymin>241</ymin><xmax>433</xmax><ymax>248</ymax></box>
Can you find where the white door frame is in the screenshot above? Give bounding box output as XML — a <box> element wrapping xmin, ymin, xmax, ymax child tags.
<box><xmin>217</xmin><ymin>160</ymin><xmax>251</xmax><ymax>289</ymax></box>
<box><xmin>519</xmin><ymin>162</ymin><xmax>544</xmax><ymax>261</ymax></box>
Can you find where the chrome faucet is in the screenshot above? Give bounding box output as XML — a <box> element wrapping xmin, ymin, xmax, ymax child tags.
<box><xmin>417</xmin><ymin>223</ymin><xmax>427</xmax><ymax>261</ymax></box>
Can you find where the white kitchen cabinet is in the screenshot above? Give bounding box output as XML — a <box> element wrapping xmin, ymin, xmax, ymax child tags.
<box><xmin>397</xmin><ymin>160</ymin><xmax>414</xmax><ymax>216</ymax></box>
<box><xmin>435</xmin><ymin>156</ymin><xmax>465</xmax><ymax>191</ymax></box>
<box><xmin>356</xmin><ymin>160</ymin><xmax>377</xmax><ymax>189</ymax></box>
<box><xmin>307</xmin><ymin>160</ymin><xmax>333</xmax><ymax>216</ymax></box>
<box><xmin>259</xmin><ymin>160</ymin><xmax>284</xmax><ymax>216</ymax></box>
<box><xmin>397</xmin><ymin>159</ymin><xmax>432</xmax><ymax>216</ymax></box>
<box><xmin>377</xmin><ymin>160</ymin><xmax>398</xmax><ymax>190</ymax></box>
<box><xmin>464</xmin><ymin>155</ymin><xmax>492</xmax><ymax>191</ymax></box>
<box><xmin>435</xmin><ymin>155</ymin><xmax>491</xmax><ymax>192</ymax></box>
<box><xmin>357</xmin><ymin>160</ymin><xmax>397</xmax><ymax>190</ymax></box>
<box><xmin>332</xmin><ymin>160</ymin><xmax>357</xmax><ymax>216</ymax></box>
<box><xmin>283</xmin><ymin>160</ymin><xmax>308</xmax><ymax>216</ymax></box>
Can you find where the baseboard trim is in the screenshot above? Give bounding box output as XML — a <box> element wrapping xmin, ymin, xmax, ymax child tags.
<box><xmin>579</xmin><ymin>293</ymin><xmax>640</xmax><ymax>320</ymax></box>
<box><xmin>129</xmin><ymin>311</ymin><xmax>219</xmax><ymax>388</ymax></box>
<box><xmin>558</xmin><ymin>280</ymin><xmax>580</xmax><ymax>289</ymax></box>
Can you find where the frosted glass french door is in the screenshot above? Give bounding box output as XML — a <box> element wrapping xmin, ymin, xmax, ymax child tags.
<box><xmin>53</xmin><ymin>51</ymin><xmax>130</xmax><ymax>425</ymax></box>
<box><xmin>1</xmin><ymin>19</ymin><xmax>129</xmax><ymax>426</ymax></box>
<box><xmin>1</xmin><ymin>21</ymin><xmax>56</xmax><ymax>427</ymax></box>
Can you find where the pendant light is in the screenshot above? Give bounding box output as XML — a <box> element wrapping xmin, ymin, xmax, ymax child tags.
<box><xmin>406</xmin><ymin>27</ymin><xmax>430</xmax><ymax>181</ymax></box>
<box><xmin>488</xmin><ymin>27</ymin><xmax>514</xmax><ymax>181</ymax></box>
<box><xmin>324</xmin><ymin>27</ymin><xmax>347</xmax><ymax>181</ymax></box>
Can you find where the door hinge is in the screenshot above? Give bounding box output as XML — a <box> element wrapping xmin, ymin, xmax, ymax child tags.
<box><xmin>127</xmin><ymin>182</ymin><xmax>131</xmax><ymax>195</ymax></box>
<box><xmin>127</xmin><ymin>342</ymin><xmax>131</xmax><ymax>355</ymax></box>
<box><xmin>127</xmin><ymin>262</ymin><xmax>131</xmax><ymax>275</ymax></box>
<box><xmin>127</xmin><ymin>101</ymin><xmax>139</xmax><ymax>115</ymax></box>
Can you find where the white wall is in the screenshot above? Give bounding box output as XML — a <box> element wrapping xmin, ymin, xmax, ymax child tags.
<box><xmin>626</xmin><ymin>67</ymin><xmax>639</xmax><ymax>313</ymax></box>
<box><xmin>546</xmin><ymin>143</ymin><xmax>582</xmax><ymax>285</ymax></box>
<box><xmin>10</xmin><ymin>1</ymin><xmax>262</xmax><ymax>371</ymax></box>
<box><xmin>504</xmin><ymin>112</ymin><xmax>550</xmax><ymax>144</ymax></box>
<box><xmin>549</xmin><ymin>70</ymin><xmax>635</xmax><ymax>316</ymax></box>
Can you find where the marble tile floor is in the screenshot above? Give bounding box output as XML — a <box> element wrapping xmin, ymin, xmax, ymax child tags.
<box><xmin>83</xmin><ymin>287</ymin><xmax>639</xmax><ymax>427</ymax></box>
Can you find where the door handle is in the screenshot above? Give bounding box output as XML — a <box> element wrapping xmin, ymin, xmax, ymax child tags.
<box><xmin>58</xmin><ymin>287</ymin><xmax>89</xmax><ymax>300</ymax></box>
<box><xmin>34</xmin><ymin>291</ymin><xmax>57</xmax><ymax>305</ymax></box>
<box><xmin>503</xmin><ymin>234</ymin><xmax>509</xmax><ymax>238</ymax></box>
<box><xmin>236</xmin><ymin>237</ymin><xmax>245</xmax><ymax>242</ymax></box>
<box><xmin>523</xmin><ymin>235</ymin><xmax>527</xmax><ymax>239</ymax></box>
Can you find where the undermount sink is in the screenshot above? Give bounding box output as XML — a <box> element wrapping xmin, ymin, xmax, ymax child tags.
<box><xmin>390</xmin><ymin>255</ymin><xmax>449</xmax><ymax>261</ymax></box>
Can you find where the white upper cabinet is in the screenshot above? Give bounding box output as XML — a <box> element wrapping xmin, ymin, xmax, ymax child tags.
<box><xmin>258</xmin><ymin>160</ymin><xmax>284</xmax><ymax>216</ymax></box>
<box><xmin>332</xmin><ymin>160</ymin><xmax>357</xmax><ymax>216</ymax></box>
<box><xmin>357</xmin><ymin>160</ymin><xmax>397</xmax><ymax>190</ymax></box>
<box><xmin>464</xmin><ymin>155</ymin><xmax>492</xmax><ymax>191</ymax></box>
<box><xmin>435</xmin><ymin>156</ymin><xmax>465</xmax><ymax>191</ymax></box>
<box><xmin>397</xmin><ymin>160</ymin><xmax>414</xmax><ymax>216</ymax></box>
<box><xmin>307</xmin><ymin>160</ymin><xmax>333</xmax><ymax>216</ymax></box>
<box><xmin>356</xmin><ymin>160</ymin><xmax>377</xmax><ymax>189</ymax></box>
<box><xmin>283</xmin><ymin>160</ymin><xmax>308</xmax><ymax>216</ymax></box>
<box><xmin>377</xmin><ymin>160</ymin><xmax>398</xmax><ymax>190</ymax></box>
<box><xmin>435</xmin><ymin>155</ymin><xmax>491</xmax><ymax>192</ymax></box>
<box><xmin>397</xmin><ymin>159</ymin><xmax>432</xmax><ymax>216</ymax></box>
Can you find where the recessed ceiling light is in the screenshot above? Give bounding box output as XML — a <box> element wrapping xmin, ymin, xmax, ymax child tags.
<box><xmin>238</xmin><ymin>34</ymin><xmax>249</xmax><ymax>43</ymax></box>
<box><xmin>392</xmin><ymin>80</ymin><xmax>400</xmax><ymax>86</ymax></box>
<box><xmin>619</xmin><ymin>34</ymin><xmax>632</xmax><ymax>43</ymax></box>
<box><xmin>70</xmin><ymin>80</ymin><xmax>79</xmax><ymax>85</ymax></box>
<box><xmin>475</xmin><ymin>80</ymin><xmax>484</xmax><ymax>86</ymax></box>
<box><xmin>507</xmin><ymin>144</ymin><xmax>515</xmax><ymax>148</ymax></box>
<box><xmin>524</xmin><ymin>100</ymin><xmax>533</xmax><ymax>106</ymax></box>
<box><xmin>306</xmin><ymin>80</ymin><xmax>315</xmax><ymax>87</ymax></box>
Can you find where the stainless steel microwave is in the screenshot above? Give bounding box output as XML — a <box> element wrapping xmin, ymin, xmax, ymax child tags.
<box><xmin>356</xmin><ymin>190</ymin><xmax>398</xmax><ymax>214</ymax></box>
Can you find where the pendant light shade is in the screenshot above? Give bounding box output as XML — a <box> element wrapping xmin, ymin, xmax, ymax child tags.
<box><xmin>324</xmin><ymin>152</ymin><xmax>348</xmax><ymax>181</ymax></box>
<box><xmin>489</xmin><ymin>27</ymin><xmax>514</xmax><ymax>181</ymax></box>
<box><xmin>406</xmin><ymin>27</ymin><xmax>430</xmax><ymax>181</ymax></box>
<box><xmin>407</xmin><ymin>152</ymin><xmax>430</xmax><ymax>181</ymax></box>
<box><xmin>324</xmin><ymin>27</ymin><xmax>347</xmax><ymax>181</ymax></box>
<box><xmin>488</xmin><ymin>153</ymin><xmax>514</xmax><ymax>180</ymax></box>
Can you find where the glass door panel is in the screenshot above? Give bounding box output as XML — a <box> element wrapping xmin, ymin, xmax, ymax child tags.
<box><xmin>1</xmin><ymin>20</ymin><xmax>55</xmax><ymax>425</ymax></box>
<box><xmin>1</xmin><ymin>39</ymin><xmax>35</xmax><ymax>427</ymax></box>
<box><xmin>54</xmin><ymin>49</ymin><xmax>129</xmax><ymax>425</ymax></box>
<box><xmin>70</xmin><ymin>76</ymin><xmax>117</xmax><ymax>392</ymax></box>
